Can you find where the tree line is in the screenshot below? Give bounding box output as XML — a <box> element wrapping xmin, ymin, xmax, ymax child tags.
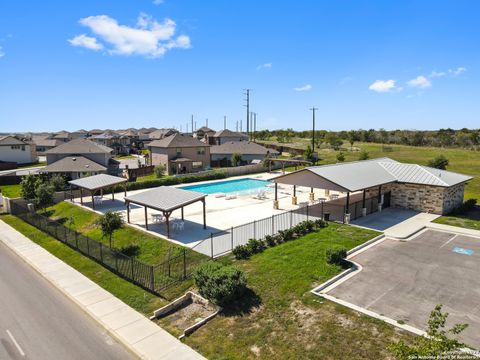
<box><xmin>255</xmin><ymin>128</ymin><xmax>480</xmax><ymax>149</ymax></box>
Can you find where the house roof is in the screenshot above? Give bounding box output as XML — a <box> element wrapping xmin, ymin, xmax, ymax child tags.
<box><xmin>0</xmin><ymin>135</ymin><xmax>28</xmax><ymax>145</ymax></box>
<box><xmin>210</xmin><ymin>141</ymin><xmax>278</xmax><ymax>155</ymax></box>
<box><xmin>196</xmin><ymin>126</ymin><xmax>215</xmax><ymax>133</ymax></box>
<box><xmin>53</xmin><ymin>131</ymin><xmax>70</xmax><ymax>139</ymax></box>
<box><xmin>42</xmin><ymin>156</ymin><xmax>107</xmax><ymax>173</ymax></box>
<box><xmin>34</xmin><ymin>139</ymin><xmax>62</xmax><ymax>147</ymax></box>
<box><xmin>46</xmin><ymin>139</ymin><xmax>113</xmax><ymax>154</ymax></box>
<box><xmin>148</xmin><ymin>128</ymin><xmax>178</xmax><ymax>139</ymax></box>
<box><xmin>69</xmin><ymin>174</ymin><xmax>127</xmax><ymax>190</ymax></box>
<box><xmin>148</xmin><ymin>133</ymin><xmax>210</xmax><ymax>148</ymax></box>
<box><xmin>213</xmin><ymin>129</ymin><xmax>248</xmax><ymax>138</ymax></box>
<box><xmin>124</xmin><ymin>186</ymin><xmax>206</xmax><ymax>212</ymax></box>
<box><xmin>273</xmin><ymin>157</ymin><xmax>472</xmax><ymax>192</ymax></box>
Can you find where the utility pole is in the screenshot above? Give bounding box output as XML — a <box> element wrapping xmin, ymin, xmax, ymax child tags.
<box><xmin>253</xmin><ymin>112</ymin><xmax>257</xmax><ymax>141</ymax></box>
<box><xmin>206</xmin><ymin>118</ymin><xmax>208</xmax><ymax>128</ymax></box>
<box><xmin>310</xmin><ymin>107</ymin><xmax>318</xmax><ymax>152</ymax></box>
<box><xmin>191</xmin><ymin>115</ymin><xmax>194</xmax><ymax>135</ymax></box>
<box><xmin>243</xmin><ymin>89</ymin><xmax>252</xmax><ymax>136</ymax></box>
<box><xmin>236</xmin><ymin>120</ymin><xmax>239</xmax><ymax>132</ymax></box>
<box><xmin>224</xmin><ymin>115</ymin><xmax>226</xmax><ymax>130</ymax></box>
<box><xmin>186</xmin><ymin>123</ymin><xmax>189</xmax><ymax>134</ymax></box>
<box><xmin>194</xmin><ymin>121</ymin><xmax>197</xmax><ymax>132</ymax></box>
<box><xmin>240</xmin><ymin>120</ymin><xmax>243</xmax><ymax>133</ymax></box>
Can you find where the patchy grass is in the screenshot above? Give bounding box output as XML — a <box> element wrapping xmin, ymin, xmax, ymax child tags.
<box><xmin>263</xmin><ymin>139</ymin><xmax>480</xmax><ymax>200</ymax></box>
<box><xmin>17</xmin><ymin>161</ymin><xmax>47</xmax><ymax>168</ymax></box>
<box><xmin>0</xmin><ymin>184</ymin><xmax>22</xmax><ymax>198</ymax></box>
<box><xmin>113</xmin><ymin>155</ymin><xmax>137</xmax><ymax>160</ymax></box>
<box><xmin>0</xmin><ymin>214</ymin><xmax>169</xmax><ymax>315</ymax></box>
<box><xmin>136</xmin><ymin>173</ymin><xmax>158</xmax><ymax>182</ymax></box>
<box><xmin>44</xmin><ymin>201</ymin><xmax>207</xmax><ymax>266</ymax></box>
<box><xmin>433</xmin><ymin>207</ymin><xmax>480</xmax><ymax>231</ymax></box>
<box><xmin>185</xmin><ymin>224</ymin><xmax>413</xmax><ymax>359</ymax></box>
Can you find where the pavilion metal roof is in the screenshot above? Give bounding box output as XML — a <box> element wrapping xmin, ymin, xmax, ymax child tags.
<box><xmin>273</xmin><ymin>157</ymin><xmax>472</xmax><ymax>192</ymax></box>
<box><xmin>68</xmin><ymin>174</ymin><xmax>127</xmax><ymax>191</ymax></box>
<box><xmin>124</xmin><ymin>186</ymin><xmax>206</xmax><ymax>212</ymax></box>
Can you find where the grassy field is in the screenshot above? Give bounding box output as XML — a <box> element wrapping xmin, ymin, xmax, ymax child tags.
<box><xmin>433</xmin><ymin>208</ymin><xmax>480</xmax><ymax>231</ymax></box>
<box><xmin>263</xmin><ymin>139</ymin><xmax>480</xmax><ymax>200</ymax></box>
<box><xmin>44</xmin><ymin>201</ymin><xmax>207</xmax><ymax>266</ymax></box>
<box><xmin>185</xmin><ymin>224</ymin><xmax>413</xmax><ymax>359</ymax></box>
<box><xmin>0</xmin><ymin>214</ymin><xmax>170</xmax><ymax>314</ymax></box>
<box><xmin>0</xmin><ymin>183</ymin><xmax>22</xmax><ymax>198</ymax></box>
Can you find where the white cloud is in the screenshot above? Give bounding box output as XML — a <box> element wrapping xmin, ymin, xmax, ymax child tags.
<box><xmin>368</xmin><ymin>79</ymin><xmax>396</xmax><ymax>93</ymax></box>
<box><xmin>407</xmin><ymin>75</ymin><xmax>431</xmax><ymax>89</ymax></box>
<box><xmin>68</xmin><ymin>34</ymin><xmax>104</xmax><ymax>50</ymax></box>
<box><xmin>70</xmin><ymin>13</ymin><xmax>190</xmax><ymax>58</ymax></box>
<box><xmin>0</xmin><ymin>45</ymin><xmax>4</xmax><ymax>58</ymax></box>
<box><xmin>429</xmin><ymin>70</ymin><xmax>446</xmax><ymax>78</ymax></box>
<box><xmin>339</xmin><ymin>76</ymin><xmax>353</xmax><ymax>85</ymax></box>
<box><xmin>449</xmin><ymin>66</ymin><xmax>467</xmax><ymax>76</ymax></box>
<box><xmin>256</xmin><ymin>63</ymin><xmax>272</xmax><ymax>70</ymax></box>
<box><xmin>294</xmin><ymin>84</ymin><xmax>312</xmax><ymax>92</ymax></box>
<box><xmin>152</xmin><ymin>0</ymin><xmax>164</xmax><ymax>4</ymax></box>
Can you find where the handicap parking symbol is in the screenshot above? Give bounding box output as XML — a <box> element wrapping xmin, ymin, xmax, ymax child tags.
<box><xmin>452</xmin><ymin>247</ymin><xmax>474</xmax><ymax>256</ymax></box>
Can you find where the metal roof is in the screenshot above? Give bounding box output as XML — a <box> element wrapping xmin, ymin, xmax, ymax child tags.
<box><xmin>124</xmin><ymin>186</ymin><xmax>206</xmax><ymax>212</ymax></box>
<box><xmin>42</xmin><ymin>156</ymin><xmax>107</xmax><ymax>173</ymax></box>
<box><xmin>273</xmin><ymin>157</ymin><xmax>472</xmax><ymax>191</ymax></box>
<box><xmin>68</xmin><ymin>174</ymin><xmax>127</xmax><ymax>191</ymax></box>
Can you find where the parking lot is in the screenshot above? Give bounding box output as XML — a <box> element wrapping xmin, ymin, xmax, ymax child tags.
<box><xmin>328</xmin><ymin>229</ymin><xmax>480</xmax><ymax>348</ymax></box>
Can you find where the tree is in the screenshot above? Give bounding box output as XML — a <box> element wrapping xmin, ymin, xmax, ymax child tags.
<box><xmin>326</xmin><ymin>133</ymin><xmax>343</xmax><ymax>150</ymax></box>
<box><xmin>389</xmin><ymin>304</ymin><xmax>468</xmax><ymax>359</ymax></box>
<box><xmin>20</xmin><ymin>174</ymin><xmax>40</xmax><ymax>200</ymax></box>
<box><xmin>347</xmin><ymin>131</ymin><xmax>358</xmax><ymax>150</ymax></box>
<box><xmin>50</xmin><ymin>174</ymin><xmax>66</xmax><ymax>191</ymax></box>
<box><xmin>231</xmin><ymin>153</ymin><xmax>242</xmax><ymax>167</ymax></box>
<box><xmin>35</xmin><ymin>182</ymin><xmax>55</xmax><ymax>212</ymax></box>
<box><xmin>358</xmin><ymin>150</ymin><xmax>369</xmax><ymax>160</ymax></box>
<box><xmin>95</xmin><ymin>211</ymin><xmax>124</xmax><ymax>248</ymax></box>
<box><xmin>154</xmin><ymin>164</ymin><xmax>166</xmax><ymax>178</ymax></box>
<box><xmin>336</xmin><ymin>152</ymin><xmax>345</xmax><ymax>162</ymax></box>
<box><xmin>427</xmin><ymin>155</ymin><xmax>449</xmax><ymax>170</ymax></box>
<box><xmin>303</xmin><ymin>145</ymin><xmax>314</xmax><ymax>163</ymax></box>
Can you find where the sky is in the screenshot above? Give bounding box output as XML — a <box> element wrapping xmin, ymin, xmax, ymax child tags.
<box><xmin>0</xmin><ymin>0</ymin><xmax>479</xmax><ymax>132</ymax></box>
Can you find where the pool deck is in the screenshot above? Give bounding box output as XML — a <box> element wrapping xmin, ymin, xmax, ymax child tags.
<box><xmin>70</xmin><ymin>172</ymin><xmax>337</xmax><ymax>248</ymax></box>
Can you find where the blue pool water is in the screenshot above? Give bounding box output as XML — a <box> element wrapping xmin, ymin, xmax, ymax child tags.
<box><xmin>180</xmin><ymin>178</ymin><xmax>271</xmax><ymax>195</ymax></box>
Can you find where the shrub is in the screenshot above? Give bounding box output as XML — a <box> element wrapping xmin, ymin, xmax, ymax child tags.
<box><xmin>193</xmin><ymin>261</ymin><xmax>247</xmax><ymax>306</ymax></box>
<box><xmin>453</xmin><ymin>198</ymin><xmax>477</xmax><ymax>214</ymax></box>
<box><xmin>246</xmin><ymin>238</ymin><xmax>266</xmax><ymax>254</ymax></box>
<box><xmin>231</xmin><ymin>153</ymin><xmax>242</xmax><ymax>167</ymax></box>
<box><xmin>20</xmin><ymin>174</ymin><xmax>40</xmax><ymax>200</ymax></box>
<box><xmin>427</xmin><ymin>155</ymin><xmax>449</xmax><ymax>170</ymax></box>
<box><xmin>326</xmin><ymin>247</ymin><xmax>348</xmax><ymax>265</ymax></box>
<box><xmin>358</xmin><ymin>150</ymin><xmax>370</xmax><ymax>160</ymax></box>
<box><xmin>336</xmin><ymin>152</ymin><xmax>345</xmax><ymax>162</ymax></box>
<box><xmin>154</xmin><ymin>164</ymin><xmax>166</xmax><ymax>178</ymax></box>
<box><xmin>232</xmin><ymin>244</ymin><xmax>251</xmax><ymax>260</ymax></box>
<box><xmin>278</xmin><ymin>228</ymin><xmax>295</xmax><ymax>242</ymax></box>
<box><xmin>314</xmin><ymin>219</ymin><xmax>328</xmax><ymax>228</ymax></box>
<box><xmin>264</xmin><ymin>235</ymin><xmax>276</xmax><ymax>247</ymax></box>
<box><xmin>50</xmin><ymin>174</ymin><xmax>66</xmax><ymax>191</ymax></box>
<box><xmin>35</xmin><ymin>182</ymin><xmax>55</xmax><ymax>211</ymax></box>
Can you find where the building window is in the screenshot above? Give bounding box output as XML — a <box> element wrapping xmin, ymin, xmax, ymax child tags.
<box><xmin>11</xmin><ymin>145</ymin><xmax>21</xmax><ymax>150</ymax></box>
<box><xmin>197</xmin><ymin>147</ymin><xmax>205</xmax><ymax>155</ymax></box>
<box><xmin>21</xmin><ymin>145</ymin><xmax>25</xmax><ymax>151</ymax></box>
<box><xmin>176</xmin><ymin>148</ymin><xmax>182</xmax><ymax>156</ymax></box>
<box><xmin>192</xmin><ymin>161</ymin><xmax>203</xmax><ymax>169</ymax></box>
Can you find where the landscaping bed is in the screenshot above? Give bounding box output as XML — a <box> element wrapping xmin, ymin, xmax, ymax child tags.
<box><xmin>184</xmin><ymin>224</ymin><xmax>414</xmax><ymax>359</ymax></box>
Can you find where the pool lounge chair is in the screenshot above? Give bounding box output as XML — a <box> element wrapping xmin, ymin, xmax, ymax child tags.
<box><xmin>214</xmin><ymin>193</ymin><xmax>226</xmax><ymax>198</ymax></box>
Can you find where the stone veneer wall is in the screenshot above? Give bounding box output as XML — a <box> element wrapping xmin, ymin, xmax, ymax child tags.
<box><xmin>442</xmin><ymin>183</ymin><xmax>465</xmax><ymax>214</ymax></box>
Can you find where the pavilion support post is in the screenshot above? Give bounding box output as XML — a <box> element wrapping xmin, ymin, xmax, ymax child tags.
<box><xmin>202</xmin><ymin>199</ymin><xmax>206</xmax><ymax>229</ymax></box>
<box><xmin>124</xmin><ymin>183</ymin><xmax>127</xmax><ymax>197</ymax></box>
<box><xmin>344</xmin><ymin>192</ymin><xmax>351</xmax><ymax>224</ymax></box>
<box><xmin>112</xmin><ymin>187</ymin><xmax>115</xmax><ymax>201</ymax></box>
<box><xmin>100</xmin><ymin>188</ymin><xmax>103</xmax><ymax>198</ymax></box>
<box><xmin>292</xmin><ymin>185</ymin><xmax>297</xmax><ymax>205</ymax></box>
<box><xmin>126</xmin><ymin>201</ymin><xmax>130</xmax><ymax>223</ymax></box>
<box><xmin>91</xmin><ymin>191</ymin><xmax>95</xmax><ymax>210</ymax></box>
<box><xmin>362</xmin><ymin>189</ymin><xmax>367</xmax><ymax>217</ymax></box>
<box><xmin>181</xmin><ymin>207</ymin><xmax>184</xmax><ymax>220</ymax></box>
<box><xmin>378</xmin><ymin>185</ymin><xmax>383</xmax><ymax>212</ymax></box>
<box><xmin>273</xmin><ymin>183</ymin><xmax>279</xmax><ymax>209</ymax></box>
<box><xmin>80</xmin><ymin>188</ymin><xmax>83</xmax><ymax>205</ymax></box>
<box><xmin>144</xmin><ymin>207</ymin><xmax>148</xmax><ymax>230</ymax></box>
<box><xmin>164</xmin><ymin>211</ymin><xmax>171</xmax><ymax>238</ymax></box>
<box><xmin>309</xmin><ymin>187</ymin><xmax>315</xmax><ymax>202</ymax></box>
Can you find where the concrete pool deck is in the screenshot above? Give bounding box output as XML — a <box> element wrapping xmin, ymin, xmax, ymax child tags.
<box><xmin>69</xmin><ymin>172</ymin><xmax>336</xmax><ymax>249</ymax></box>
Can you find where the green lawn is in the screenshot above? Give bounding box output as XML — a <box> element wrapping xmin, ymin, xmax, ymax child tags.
<box><xmin>185</xmin><ymin>224</ymin><xmax>413</xmax><ymax>359</ymax></box>
<box><xmin>0</xmin><ymin>214</ymin><xmax>169</xmax><ymax>315</ymax></box>
<box><xmin>136</xmin><ymin>173</ymin><xmax>158</xmax><ymax>182</ymax></box>
<box><xmin>45</xmin><ymin>201</ymin><xmax>207</xmax><ymax>266</ymax></box>
<box><xmin>0</xmin><ymin>184</ymin><xmax>22</xmax><ymax>198</ymax></box>
<box><xmin>264</xmin><ymin>139</ymin><xmax>480</xmax><ymax>201</ymax></box>
<box><xmin>433</xmin><ymin>208</ymin><xmax>480</xmax><ymax>231</ymax></box>
<box><xmin>113</xmin><ymin>155</ymin><xmax>137</xmax><ymax>160</ymax></box>
<box><xmin>17</xmin><ymin>161</ymin><xmax>47</xmax><ymax>168</ymax></box>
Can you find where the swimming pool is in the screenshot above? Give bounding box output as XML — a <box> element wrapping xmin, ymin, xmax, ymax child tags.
<box><xmin>180</xmin><ymin>178</ymin><xmax>271</xmax><ymax>195</ymax></box>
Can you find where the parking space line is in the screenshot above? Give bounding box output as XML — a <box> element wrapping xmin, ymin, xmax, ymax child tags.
<box><xmin>365</xmin><ymin>284</ymin><xmax>397</xmax><ymax>309</ymax></box>
<box><xmin>6</xmin><ymin>329</ymin><xmax>25</xmax><ymax>357</ymax></box>
<box><xmin>440</xmin><ymin>234</ymin><xmax>459</xmax><ymax>248</ymax></box>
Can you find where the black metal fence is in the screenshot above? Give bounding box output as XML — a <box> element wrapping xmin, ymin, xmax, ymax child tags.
<box><xmin>192</xmin><ymin>192</ymin><xmax>392</xmax><ymax>258</ymax></box>
<box><xmin>10</xmin><ymin>202</ymin><xmax>205</xmax><ymax>294</ymax></box>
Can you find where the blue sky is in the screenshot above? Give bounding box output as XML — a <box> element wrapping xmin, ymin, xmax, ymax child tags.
<box><xmin>0</xmin><ymin>1</ymin><xmax>478</xmax><ymax>132</ymax></box>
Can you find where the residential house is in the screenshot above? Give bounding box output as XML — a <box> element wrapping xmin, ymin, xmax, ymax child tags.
<box><xmin>148</xmin><ymin>133</ymin><xmax>211</xmax><ymax>175</ymax></box>
<box><xmin>194</xmin><ymin>126</ymin><xmax>216</xmax><ymax>144</ymax></box>
<box><xmin>53</xmin><ymin>131</ymin><xmax>72</xmax><ymax>143</ymax></box>
<box><xmin>89</xmin><ymin>131</ymin><xmax>130</xmax><ymax>155</ymax></box>
<box><xmin>43</xmin><ymin>139</ymin><xmax>118</xmax><ymax>179</ymax></box>
<box><xmin>210</xmin><ymin>141</ymin><xmax>279</xmax><ymax>166</ymax></box>
<box><xmin>212</xmin><ymin>129</ymin><xmax>249</xmax><ymax>145</ymax></box>
<box><xmin>148</xmin><ymin>128</ymin><xmax>178</xmax><ymax>140</ymax></box>
<box><xmin>0</xmin><ymin>135</ymin><xmax>38</xmax><ymax>165</ymax></box>
<box><xmin>33</xmin><ymin>137</ymin><xmax>63</xmax><ymax>155</ymax></box>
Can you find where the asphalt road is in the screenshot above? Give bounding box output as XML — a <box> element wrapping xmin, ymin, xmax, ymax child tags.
<box><xmin>0</xmin><ymin>242</ymin><xmax>135</xmax><ymax>360</ymax></box>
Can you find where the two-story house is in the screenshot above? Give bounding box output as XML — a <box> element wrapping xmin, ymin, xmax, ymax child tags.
<box><xmin>0</xmin><ymin>135</ymin><xmax>38</xmax><ymax>165</ymax></box>
<box><xmin>148</xmin><ymin>133</ymin><xmax>211</xmax><ymax>175</ymax></box>
<box><xmin>212</xmin><ymin>129</ymin><xmax>249</xmax><ymax>145</ymax></box>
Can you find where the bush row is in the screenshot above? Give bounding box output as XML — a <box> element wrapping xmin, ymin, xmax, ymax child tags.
<box><xmin>193</xmin><ymin>261</ymin><xmax>247</xmax><ymax>306</ymax></box>
<box><xmin>232</xmin><ymin>219</ymin><xmax>328</xmax><ymax>260</ymax></box>
<box><xmin>453</xmin><ymin>198</ymin><xmax>477</xmax><ymax>215</ymax></box>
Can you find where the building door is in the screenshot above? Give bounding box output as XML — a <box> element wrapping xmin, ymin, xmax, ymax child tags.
<box><xmin>383</xmin><ymin>191</ymin><xmax>391</xmax><ymax>208</ymax></box>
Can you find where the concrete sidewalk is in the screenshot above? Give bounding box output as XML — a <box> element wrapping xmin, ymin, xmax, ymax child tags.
<box><xmin>0</xmin><ymin>219</ymin><xmax>205</xmax><ymax>360</ymax></box>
